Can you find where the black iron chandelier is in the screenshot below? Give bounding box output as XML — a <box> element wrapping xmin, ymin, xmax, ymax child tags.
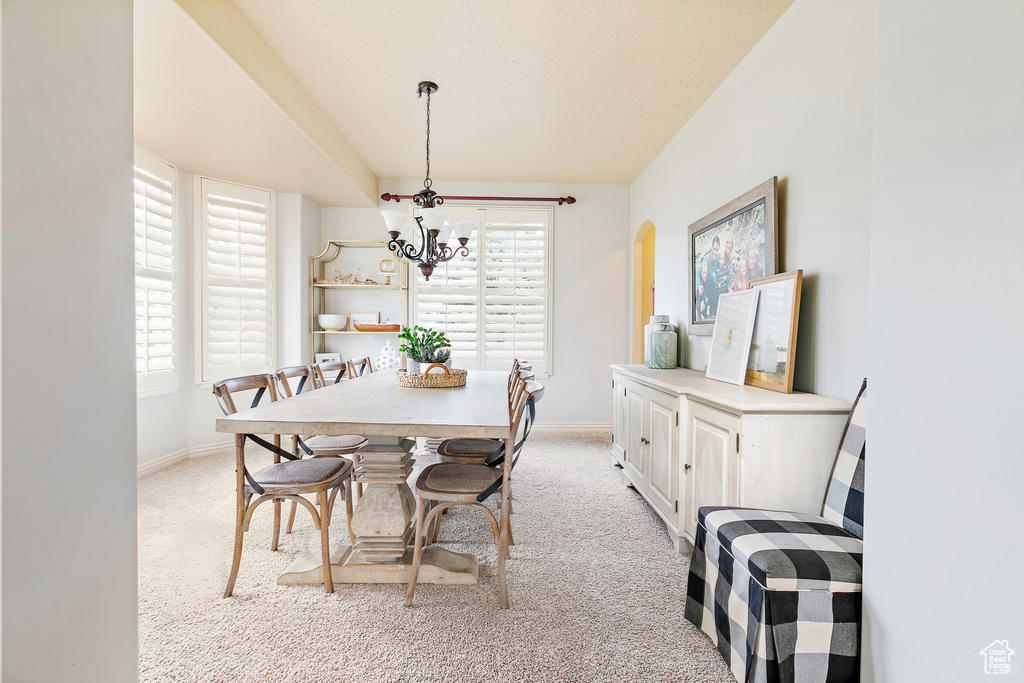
<box><xmin>380</xmin><ymin>81</ymin><xmax>474</xmax><ymax>280</ymax></box>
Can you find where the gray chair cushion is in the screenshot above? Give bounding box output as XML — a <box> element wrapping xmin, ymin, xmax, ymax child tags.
<box><xmin>252</xmin><ymin>457</ymin><xmax>349</xmax><ymax>486</ymax></box>
<box><xmin>303</xmin><ymin>434</ymin><xmax>367</xmax><ymax>453</ymax></box>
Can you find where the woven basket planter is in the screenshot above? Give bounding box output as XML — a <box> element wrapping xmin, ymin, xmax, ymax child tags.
<box><xmin>395</xmin><ymin>364</ymin><xmax>467</xmax><ymax>389</ymax></box>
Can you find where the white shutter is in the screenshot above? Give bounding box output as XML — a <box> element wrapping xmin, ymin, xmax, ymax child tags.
<box><xmin>412</xmin><ymin>206</ymin><xmax>551</xmax><ymax>375</ymax></box>
<box><xmin>135</xmin><ymin>149</ymin><xmax>176</xmax><ymax>395</ymax></box>
<box><xmin>413</xmin><ymin>207</ymin><xmax>483</xmax><ymax>367</ymax></box>
<box><xmin>482</xmin><ymin>209</ymin><xmax>550</xmax><ymax>374</ymax></box>
<box><xmin>198</xmin><ymin>177</ymin><xmax>274</xmax><ymax>383</ymax></box>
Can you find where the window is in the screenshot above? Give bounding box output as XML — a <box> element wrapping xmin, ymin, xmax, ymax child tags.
<box><xmin>413</xmin><ymin>206</ymin><xmax>552</xmax><ymax>375</ymax></box>
<box><xmin>134</xmin><ymin>150</ymin><xmax>176</xmax><ymax>395</ymax></box>
<box><xmin>196</xmin><ymin>177</ymin><xmax>274</xmax><ymax>383</ymax></box>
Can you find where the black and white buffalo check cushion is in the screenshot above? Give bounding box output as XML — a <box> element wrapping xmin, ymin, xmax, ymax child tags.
<box><xmin>821</xmin><ymin>380</ymin><xmax>866</xmax><ymax>538</ymax></box>
<box><xmin>686</xmin><ymin>508</ymin><xmax>863</xmax><ymax>683</ymax></box>
<box><xmin>699</xmin><ymin>507</ymin><xmax>863</xmax><ymax>592</ymax></box>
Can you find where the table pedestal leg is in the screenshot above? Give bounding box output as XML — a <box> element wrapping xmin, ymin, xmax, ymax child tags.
<box><xmin>278</xmin><ymin>437</ymin><xmax>480</xmax><ymax>586</ymax></box>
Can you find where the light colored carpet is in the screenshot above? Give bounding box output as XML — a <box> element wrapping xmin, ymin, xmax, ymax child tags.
<box><xmin>138</xmin><ymin>432</ymin><xmax>733</xmax><ymax>683</ymax></box>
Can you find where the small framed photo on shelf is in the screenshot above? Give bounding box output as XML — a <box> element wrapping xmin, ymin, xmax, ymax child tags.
<box><xmin>706</xmin><ymin>289</ymin><xmax>760</xmax><ymax>386</ymax></box>
<box><xmin>348</xmin><ymin>311</ymin><xmax>380</xmax><ymax>331</ymax></box>
<box><xmin>314</xmin><ymin>352</ymin><xmax>341</xmax><ymax>365</ymax></box>
<box><xmin>746</xmin><ymin>270</ymin><xmax>803</xmax><ymax>394</ymax></box>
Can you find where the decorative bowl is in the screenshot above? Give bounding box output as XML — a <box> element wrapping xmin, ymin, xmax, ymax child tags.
<box><xmin>318</xmin><ymin>314</ymin><xmax>346</xmax><ymax>331</ymax></box>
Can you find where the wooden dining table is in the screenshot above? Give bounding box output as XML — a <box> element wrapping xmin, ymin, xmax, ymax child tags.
<box><xmin>216</xmin><ymin>368</ymin><xmax>511</xmax><ymax>586</ymax></box>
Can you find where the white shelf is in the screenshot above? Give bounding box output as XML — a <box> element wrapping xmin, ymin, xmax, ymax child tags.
<box><xmin>313</xmin><ymin>330</ymin><xmax>400</xmax><ymax>335</ymax></box>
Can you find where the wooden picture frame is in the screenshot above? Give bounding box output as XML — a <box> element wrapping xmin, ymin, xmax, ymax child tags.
<box><xmin>688</xmin><ymin>177</ymin><xmax>778</xmax><ymax>336</ymax></box>
<box><xmin>745</xmin><ymin>270</ymin><xmax>802</xmax><ymax>393</ymax></box>
<box><xmin>348</xmin><ymin>311</ymin><xmax>380</xmax><ymax>330</ymax></box>
<box><xmin>706</xmin><ymin>289</ymin><xmax>760</xmax><ymax>386</ymax></box>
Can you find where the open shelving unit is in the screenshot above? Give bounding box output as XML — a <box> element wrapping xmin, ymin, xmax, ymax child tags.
<box><xmin>310</xmin><ymin>240</ymin><xmax>409</xmax><ymax>361</ymax></box>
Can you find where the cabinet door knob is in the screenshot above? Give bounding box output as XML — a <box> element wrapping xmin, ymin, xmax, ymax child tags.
<box><xmin>684</xmin><ymin>463</ymin><xmax>691</xmax><ymax>471</ymax></box>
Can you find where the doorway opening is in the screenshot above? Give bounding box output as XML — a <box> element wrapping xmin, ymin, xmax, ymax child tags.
<box><xmin>632</xmin><ymin>221</ymin><xmax>656</xmax><ymax>364</ymax></box>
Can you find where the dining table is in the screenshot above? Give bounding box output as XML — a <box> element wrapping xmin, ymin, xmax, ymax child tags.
<box><xmin>215</xmin><ymin>368</ymin><xmax>511</xmax><ymax>587</ymax></box>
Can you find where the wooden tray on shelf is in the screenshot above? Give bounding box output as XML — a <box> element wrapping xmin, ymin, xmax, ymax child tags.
<box><xmin>353</xmin><ymin>324</ymin><xmax>401</xmax><ymax>332</ymax></box>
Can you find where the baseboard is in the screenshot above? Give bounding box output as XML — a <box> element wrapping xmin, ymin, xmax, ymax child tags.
<box><xmin>138</xmin><ymin>441</ymin><xmax>233</xmax><ymax>478</ymax></box>
<box><xmin>137</xmin><ymin>448</ymin><xmax>190</xmax><ymax>478</ymax></box>
<box><xmin>532</xmin><ymin>423</ymin><xmax>612</xmax><ymax>433</ymax></box>
<box><xmin>188</xmin><ymin>441</ymin><xmax>233</xmax><ymax>458</ymax></box>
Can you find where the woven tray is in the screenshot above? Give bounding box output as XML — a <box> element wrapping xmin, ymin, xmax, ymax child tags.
<box><xmin>353</xmin><ymin>323</ymin><xmax>401</xmax><ymax>332</ymax></box>
<box><xmin>395</xmin><ymin>364</ymin><xmax>467</xmax><ymax>389</ymax></box>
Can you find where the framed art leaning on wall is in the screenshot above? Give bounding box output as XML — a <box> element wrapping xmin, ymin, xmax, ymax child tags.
<box><xmin>687</xmin><ymin>177</ymin><xmax>778</xmax><ymax>336</ymax></box>
<box><xmin>746</xmin><ymin>270</ymin><xmax>802</xmax><ymax>393</ymax></box>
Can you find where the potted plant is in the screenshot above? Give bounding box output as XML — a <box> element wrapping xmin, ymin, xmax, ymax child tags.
<box><xmin>398</xmin><ymin>325</ymin><xmax>452</xmax><ymax>374</ymax></box>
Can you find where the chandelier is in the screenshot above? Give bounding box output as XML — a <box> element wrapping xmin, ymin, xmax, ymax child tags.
<box><xmin>380</xmin><ymin>81</ymin><xmax>474</xmax><ymax>280</ymax></box>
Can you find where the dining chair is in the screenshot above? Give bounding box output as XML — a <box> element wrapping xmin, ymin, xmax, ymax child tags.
<box><xmin>346</xmin><ymin>356</ymin><xmax>374</xmax><ymax>378</ymax></box>
<box><xmin>312</xmin><ymin>360</ymin><xmax>348</xmax><ymax>387</ymax></box>
<box><xmin>436</xmin><ymin>361</ymin><xmax>534</xmax><ymax>466</ymax></box>
<box><xmin>274</xmin><ymin>365</ymin><xmax>366</xmax><ymax>533</ymax></box>
<box><xmin>213</xmin><ymin>373</ymin><xmax>353</xmax><ymax>596</ymax></box>
<box><xmin>405</xmin><ymin>377</ymin><xmax>543</xmax><ymax>609</ymax></box>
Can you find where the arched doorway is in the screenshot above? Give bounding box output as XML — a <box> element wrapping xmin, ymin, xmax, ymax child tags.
<box><xmin>632</xmin><ymin>221</ymin><xmax>656</xmax><ymax>363</ymax></box>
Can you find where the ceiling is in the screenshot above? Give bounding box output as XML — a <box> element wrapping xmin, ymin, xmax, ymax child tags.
<box><xmin>134</xmin><ymin>0</ymin><xmax>792</xmax><ymax>207</ymax></box>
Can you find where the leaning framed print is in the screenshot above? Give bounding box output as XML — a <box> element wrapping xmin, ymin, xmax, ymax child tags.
<box><xmin>745</xmin><ymin>270</ymin><xmax>802</xmax><ymax>393</ymax></box>
<box><xmin>687</xmin><ymin>177</ymin><xmax>778</xmax><ymax>336</ymax></box>
<box><xmin>706</xmin><ymin>289</ymin><xmax>760</xmax><ymax>386</ymax></box>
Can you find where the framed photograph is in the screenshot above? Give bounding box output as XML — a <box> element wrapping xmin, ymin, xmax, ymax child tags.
<box><xmin>313</xmin><ymin>352</ymin><xmax>341</xmax><ymax>365</ymax></box>
<box><xmin>745</xmin><ymin>270</ymin><xmax>803</xmax><ymax>394</ymax></box>
<box><xmin>688</xmin><ymin>177</ymin><xmax>778</xmax><ymax>335</ymax></box>
<box><xmin>348</xmin><ymin>311</ymin><xmax>380</xmax><ymax>330</ymax></box>
<box><xmin>706</xmin><ymin>289</ymin><xmax>760</xmax><ymax>386</ymax></box>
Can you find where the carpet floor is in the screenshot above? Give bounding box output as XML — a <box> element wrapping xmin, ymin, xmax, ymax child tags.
<box><xmin>138</xmin><ymin>432</ymin><xmax>733</xmax><ymax>683</ymax></box>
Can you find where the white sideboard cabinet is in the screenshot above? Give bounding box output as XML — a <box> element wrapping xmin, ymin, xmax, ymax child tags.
<box><xmin>610</xmin><ymin>365</ymin><xmax>852</xmax><ymax>552</ymax></box>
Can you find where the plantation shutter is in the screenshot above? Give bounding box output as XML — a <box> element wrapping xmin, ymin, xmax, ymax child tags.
<box><xmin>134</xmin><ymin>150</ymin><xmax>176</xmax><ymax>395</ymax></box>
<box><xmin>412</xmin><ymin>207</ymin><xmax>483</xmax><ymax>366</ymax></box>
<box><xmin>482</xmin><ymin>209</ymin><xmax>550</xmax><ymax>374</ymax></box>
<box><xmin>412</xmin><ymin>206</ymin><xmax>551</xmax><ymax>375</ymax></box>
<box><xmin>199</xmin><ymin>177</ymin><xmax>274</xmax><ymax>383</ymax></box>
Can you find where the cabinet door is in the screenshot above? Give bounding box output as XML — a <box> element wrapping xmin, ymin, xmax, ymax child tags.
<box><xmin>646</xmin><ymin>393</ymin><xmax>678</xmax><ymax>520</ymax></box>
<box><xmin>686</xmin><ymin>402</ymin><xmax>740</xmax><ymax>540</ymax></box>
<box><xmin>611</xmin><ymin>380</ymin><xmax>627</xmax><ymax>463</ymax></box>
<box><xmin>623</xmin><ymin>388</ymin><xmax>646</xmax><ymax>485</ymax></box>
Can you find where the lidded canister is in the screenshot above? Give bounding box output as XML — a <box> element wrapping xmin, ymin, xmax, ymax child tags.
<box><xmin>644</xmin><ymin>315</ymin><xmax>678</xmax><ymax>369</ymax></box>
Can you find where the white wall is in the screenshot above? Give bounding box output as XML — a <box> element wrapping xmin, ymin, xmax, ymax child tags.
<box><xmin>630</xmin><ymin>0</ymin><xmax>875</xmax><ymax>400</ymax></box>
<box><xmin>276</xmin><ymin>193</ymin><xmax>321</xmax><ymax>367</ymax></box>
<box><xmin>2</xmin><ymin>1</ymin><xmax>137</xmax><ymax>680</ymax></box>
<box><xmin>322</xmin><ymin>178</ymin><xmax>630</xmax><ymax>426</ymax></box>
<box><xmin>863</xmin><ymin>1</ymin><xmax>1024</xmax><ymax>680</ymax></box>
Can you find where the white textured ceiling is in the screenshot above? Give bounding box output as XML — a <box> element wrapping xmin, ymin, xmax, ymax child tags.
<box><xmin>135</xmin><ymin>0</ymin><xmax>792</xmax><ymax>206</ymax></box>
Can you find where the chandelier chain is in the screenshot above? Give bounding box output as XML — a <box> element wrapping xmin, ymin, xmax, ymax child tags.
<box><xmin>423</xmin><ymin>89</ymin><xmax>432</xmax><ymax>189</ymax></box>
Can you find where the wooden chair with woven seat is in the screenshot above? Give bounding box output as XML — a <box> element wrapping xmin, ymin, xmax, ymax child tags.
<box><xmin>213</xmin><ymin>373</ymin><xmax>353</xmax><ymax>597</ymax></box>
<box><xmin>274</xmin><ymin>365</ymin><xmax>366</xmax><ymax>534</ymax></box>
<box><xmin>311</xmin><ymin>359</ymin><xmax>348</xmax><ymax>387</ymax></box>
<box><xmin>406</xmin><ymin>377</ymin><xmax>543</xmax><ymax>609</ymax></box>
<box><xmin>436</xmin><ymin>360</ymin><xmax>534</xmax><ymax>466</ymax></box>
<box><xmin>345</xmin><ymin>356</ymin><xmax>374</xmax><ymax>378</ymax></box>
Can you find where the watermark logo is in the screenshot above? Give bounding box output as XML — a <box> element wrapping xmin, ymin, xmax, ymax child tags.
<box><xmin>980</xmin><ymin>640</ymin><xmax>1014</xmax><ymax>675</ymax></box>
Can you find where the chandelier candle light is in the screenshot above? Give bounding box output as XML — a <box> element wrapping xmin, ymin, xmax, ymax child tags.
<box><xmin>380</xmin><ymin>81</ymin><xmax>475</xmax><ymax>280</ymax></box>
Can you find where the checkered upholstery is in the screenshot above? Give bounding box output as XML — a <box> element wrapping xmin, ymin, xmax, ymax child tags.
<box><xmin>700</xmin><ymin>508</ymin><xmax>863</xmax><ymax>592</ymax></box>
<box><xmin>684</xmin><ymin>380</ymin><xmax>867</xmax><ymax>683</ymax></box>
<box><xmin>821</xmin><ymin>381</ymin><xmax>866</xmax><ymax>538</ymax></box>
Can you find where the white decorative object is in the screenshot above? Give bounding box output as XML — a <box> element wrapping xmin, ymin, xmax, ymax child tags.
<box><xmin>375</xmin><ymin>340</ymin><xmax>400</xmax><ymax>372</ymax></box>
<box><xmin>706</xmin><ymin>289</ymin><xmax>759</xmax><ymax>386</ymax></box>
<box><xmin>318</xmin><ymin>314</ymin><xmax>345</xmax><ymax>331</ymax></box>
